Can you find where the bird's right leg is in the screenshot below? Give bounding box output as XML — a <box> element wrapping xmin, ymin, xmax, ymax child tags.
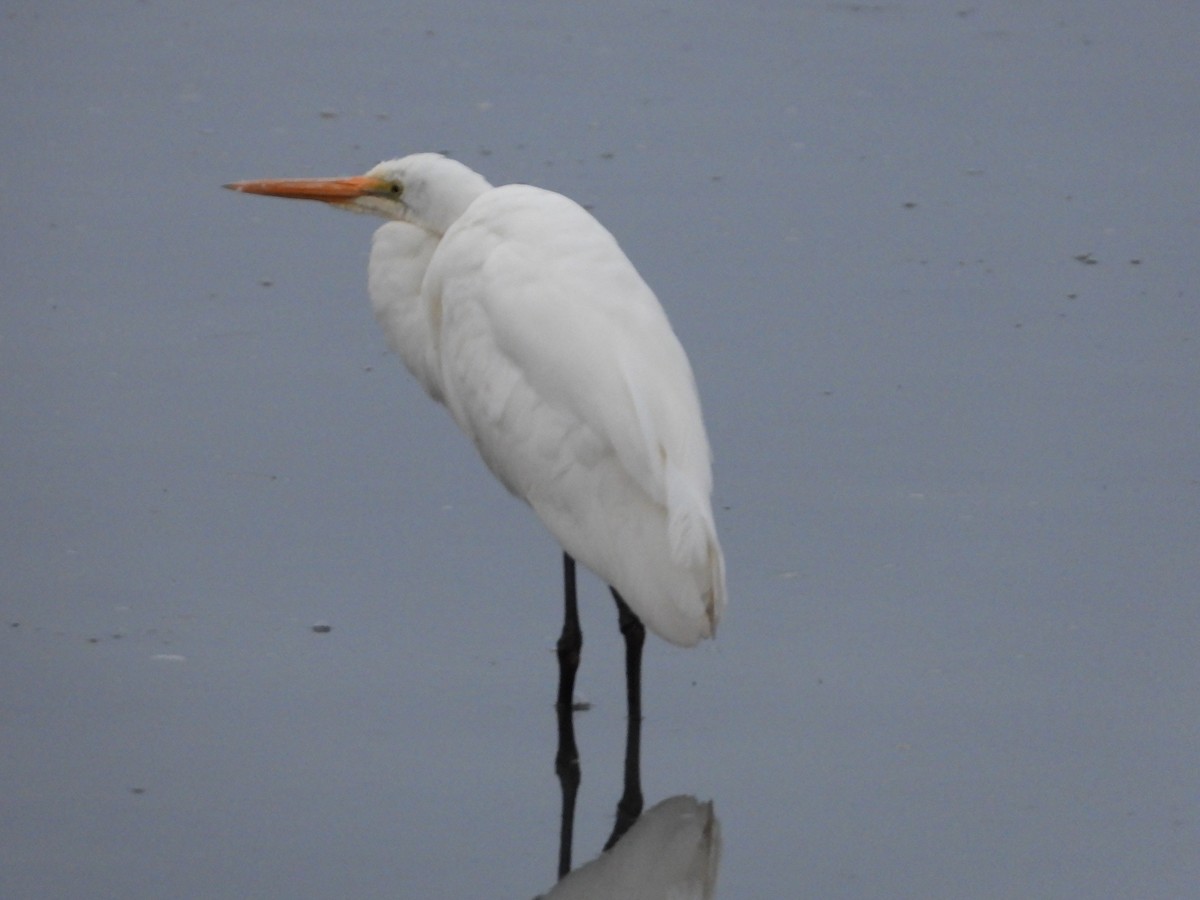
<box><xmin>604</xmin><ymin>590</ymin><xmax>645</xmax><ymax>849</ymax></box>
<box><xmin>554</xmin><ymin>552</ymin><xmax>582</xmax><ymax>878</ymax></box>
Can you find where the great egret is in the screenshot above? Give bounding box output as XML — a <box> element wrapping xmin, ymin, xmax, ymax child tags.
<box><xmin>225</xmin><ymin>154</ymin><xmax>726</xmax><ymax>729</ymax></box>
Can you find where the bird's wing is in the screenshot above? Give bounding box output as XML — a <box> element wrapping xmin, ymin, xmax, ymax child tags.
<box><xmin>431</xmin><ymin>185</ymin><xmax>713</xmax><ymax>522</ymax></box>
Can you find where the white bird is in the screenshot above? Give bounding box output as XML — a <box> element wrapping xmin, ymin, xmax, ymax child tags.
<box><xmin>225</xmin><ymin>153</ymin><xmax>726</xmax><ymax>722</ymax></box>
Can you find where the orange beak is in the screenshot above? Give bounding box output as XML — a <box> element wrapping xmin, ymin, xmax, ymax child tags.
<box><xmin>223</xmin><ymin>175</ymin><xmax>387</xmax><ymax>203</ymax></box>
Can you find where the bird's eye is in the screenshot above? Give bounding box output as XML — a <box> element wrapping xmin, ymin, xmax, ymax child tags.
<box><xmin>388</xmin><ymin>183</ymin><xmax>402</xmax><ymax>195</ymax></box>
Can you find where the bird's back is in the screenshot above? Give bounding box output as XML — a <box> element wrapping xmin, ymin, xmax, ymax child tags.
<box><xmin>425</xmin><ymin>185</ymin><xmax>726</xmax><ymax>646</ymax></box>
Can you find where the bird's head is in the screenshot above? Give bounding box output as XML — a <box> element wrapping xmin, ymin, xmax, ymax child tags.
<box><xmin>225</xmin><ymin>152</ymin><xmax>492</xmax><ymax>236</ymax></box>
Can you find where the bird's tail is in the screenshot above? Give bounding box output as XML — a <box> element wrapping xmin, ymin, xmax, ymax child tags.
<box><xmin>665</xmin><ymin>463</ymin><xmax>727</xmax><ymax>634</ymax></box>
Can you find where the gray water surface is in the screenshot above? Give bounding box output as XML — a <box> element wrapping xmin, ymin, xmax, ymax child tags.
<box><xmin>3</xmin><ymin>2</ymin><xmax>1197</xmax><ymax>897</ymax></box>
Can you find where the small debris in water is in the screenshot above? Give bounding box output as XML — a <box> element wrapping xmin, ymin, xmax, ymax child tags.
<box><xmin>312</xmin><ymin>622</ymin><xmax>332</xmax><ymax>634</ymax></box>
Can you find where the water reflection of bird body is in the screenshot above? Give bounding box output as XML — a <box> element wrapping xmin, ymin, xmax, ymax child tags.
<box><xmin>538</xmin><ymin>796</ymin><xmax>721</xmax><ymax>900</ymax></box>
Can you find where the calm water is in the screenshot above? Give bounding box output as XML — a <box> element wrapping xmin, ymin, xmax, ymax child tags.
<box><xmin>3</xmin><ymin>2</ymin><xmax>1197</xmax><ymax>897</ymax></box>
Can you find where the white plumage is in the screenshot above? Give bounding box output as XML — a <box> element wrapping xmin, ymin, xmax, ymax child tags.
<box><xmin>227</xmin><ymin>153</ymin><xmax>726</xmax><ymax>648</ymax></box>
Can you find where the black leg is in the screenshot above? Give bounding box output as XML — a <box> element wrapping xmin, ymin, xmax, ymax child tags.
<box><xmin>555</xmin><ymin>698</ymin><xmax>580</xmax><ymax>879</ymax></box>
<box><xmin>604</xmin><ymin>589</ymin><xmax>645</xmax><ymax>850</ymax></box>
<box><xmin>556</xmin><ymin>553</ymin><xmax>582</xmax><ymax>712</ymax></box>
<box><xmin>554</xmin><ymin>553</ymin><xmax>582</xmax><ymax>878</ymax></box>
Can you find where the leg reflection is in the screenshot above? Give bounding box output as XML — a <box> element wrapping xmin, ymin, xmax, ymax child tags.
<box><xmin>554</xmin><ymin>700</ymin><xmax>581</xmax><ymax>879</ymax></box>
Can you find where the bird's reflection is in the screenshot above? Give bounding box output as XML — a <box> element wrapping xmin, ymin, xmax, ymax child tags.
<box><xmin>538</xmin><ymin>795</ymin><xmax>721</xmax><ymax>899</ymax></box>
<box><xmin>545</xmin><ymin>609</ymin><xmax>721</xmax><ymax>898</ymax></box>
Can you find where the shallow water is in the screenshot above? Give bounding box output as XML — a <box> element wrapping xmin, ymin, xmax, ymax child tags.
<box><xmin>3</xmin><ymin>2</ymin><xmax>1197</xmax><ymax>897</ymax></box>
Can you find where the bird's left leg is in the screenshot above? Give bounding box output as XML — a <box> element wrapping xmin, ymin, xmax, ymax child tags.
<box><xmin>556</xmin><ymin>553</ymin><xmax>583</xmax><ymax>712</ymax></box>
<box><xmin>555</xmin><ymin>553</ymin><xmax>582</xmax><ymax>878</ymax></box>
<box><xmin>605</xmin><ymin>589</ymin><xmax>645</xmax><ymax>849</ymax></box>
